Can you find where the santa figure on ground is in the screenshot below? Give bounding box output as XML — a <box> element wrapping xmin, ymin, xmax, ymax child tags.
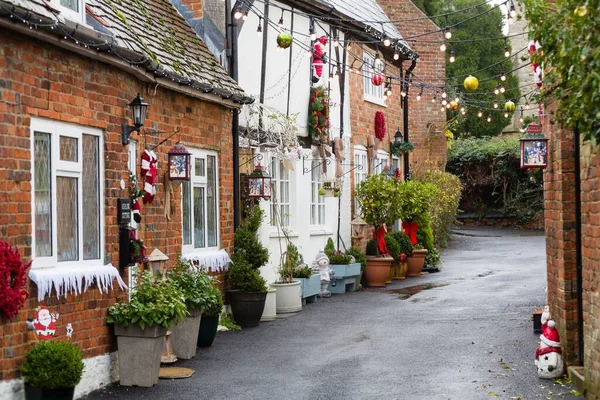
<box><xmin>535</xmin><ymin>318</ymin><xmax>564</xmax><ymax>379</ymax></box>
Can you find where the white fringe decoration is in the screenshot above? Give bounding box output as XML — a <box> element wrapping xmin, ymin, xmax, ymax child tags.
<box><xmin>181</xmin><ymin>249</ymin><xmax>232</xmax><ymax>272</ymax></box>
<box><xmin>29</xmin><ymin>264</ymin><xmax>128</xmax><ymax>302</ymax></box>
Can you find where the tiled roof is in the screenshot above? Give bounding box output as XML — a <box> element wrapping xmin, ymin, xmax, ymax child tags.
<box><xmin>0</xmin><ymin>0</ymin><xmax>251</xmax><ymax>103</ymax></box>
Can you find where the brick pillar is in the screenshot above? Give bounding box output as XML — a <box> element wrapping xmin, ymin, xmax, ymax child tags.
<box><xmin>543</xmin><ymin>121</ymin><xmax>580</xmax><ymax>366</ymax></box>
<box><xmin>181</xmin><ymin>0</ymin><xmax>203</xmax><ymax>19</ymax></box>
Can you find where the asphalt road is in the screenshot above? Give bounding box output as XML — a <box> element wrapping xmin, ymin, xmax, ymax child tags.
<box><xmin>85</xmin><ymin>227</ymin><xmax>583</xmax><ymax>400</ymax></box>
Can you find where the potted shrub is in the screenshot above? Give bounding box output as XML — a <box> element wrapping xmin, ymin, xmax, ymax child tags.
<box><xmin>292</xmin><ymin>262</ymin><xmax>320</xmax><ymax>305</ymax></box>
<box><xmin>407</xmin><ymin>244</ymin><xmax>428</xmax><ymax>277</ymax></box>
<box><xmin>21</xmin><ymin>340</ymin><xmax>84</xmax><ymax>400</ymax></box>
<box><xmin>228</xmin><ymin>206</ymin><xmax>269</xmax><ymax>327</ymax></box>
<box><xmin>355</xmin><ymin>174</ymin><xmax>400</xmax><ymax>286</ymax></box>
<box><xmin>270</xmin><ymin>242</ymin><xmax>303</xmax><ymax>314</ymax></box>
<box><xmin>197</xmin><ymin>278</ymin><xmax>224</xmax><ymax>347</ymax></box>
<box><xmin>168</xmin><ymin>259</ymin><xmax>214</xmax><ymax>359</ymax></box>
<box><xmin>345</xmin><ymin>247</ymin><xmax>367</xmax><ymax>290</ymax></box>
<box><xmin>324</xmin><ymin>238</ymin><xmax>361</xmax><ymax>293</ymax></box>
<box><xmin>107</xmin><ymin>270</ymin><xmax>187</xmax><ymax>387</ymax></box>
<box><xmin>423</xmin><ymin>247</ymin><xmax>442</xmax><ymax>273</ymax></box>
<box><xmin>384</xmin><ymin>234</ymin><xmax>401</xmax><ymax>284</ymax></box>
<box><xmin>390</xmin><ymin>231</ymin><xmax>413</xmax><ymax>280</ymax></box>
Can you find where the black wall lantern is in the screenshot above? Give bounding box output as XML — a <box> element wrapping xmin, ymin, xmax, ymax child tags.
<box><xmin>247</xmin><ymin>163</ymin><xmax>272</xmax><ymax>200</ymax></box>
<box><xmin>122</xmin><ymin>93</ymin><xmax>149</xmax><ymax>145</ymax></box>
<box><xmin>168</xmin><ymin>142</ymin><xmax>192</xmax><ymax>181</ymax></box>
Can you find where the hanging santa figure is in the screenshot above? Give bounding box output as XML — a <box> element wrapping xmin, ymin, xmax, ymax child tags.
<box><xmin>535</xmin><ymin>319</ymin><xmax>564</xmax><ymax>379</ymax></box>
<box><xmin>312</xmin><ymin>35</ymin><xmax>328</xmax><ymax>84</ymax></box>
<box><xmin>31</xmin><ymin>306</ymin><xmax>59</xmax><ymax>340</ymax></box>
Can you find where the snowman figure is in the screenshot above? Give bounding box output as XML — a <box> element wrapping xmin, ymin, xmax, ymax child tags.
<box><xmin>31</xmin><ymin>306</ymin><xmax>59</xmax><ymax>340</ymax></box>
<box><xmin>535</xmin><ymin>319</ymin><xmax>564</xmax><ymax>379</ymax></box>
<box><xmin>312</xmin><ymin>251</ymin><xmax>335</xmax><ymax>298</ymax></box>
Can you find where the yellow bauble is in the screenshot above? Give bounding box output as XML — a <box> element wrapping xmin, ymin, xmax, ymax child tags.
<box><xmin>449</xmin><ymin>101</ymin><xmax>459</xmax><ymax>110</ymax></box>
<box><xmin>463</xmin><ymin>75</ymin><xmax>479</xmax><ymax>91</ymax></box>
<box><xmin>504</xmin><ymin>100</ymin><xmax>516</xmax><ymax>112</ymax></box>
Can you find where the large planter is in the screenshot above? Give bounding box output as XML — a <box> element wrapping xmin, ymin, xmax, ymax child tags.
<box><xmin>171</xmin><ymin>308</ymin><xmax>202</xmax><ymax>360</ymax></box>
<box><xmin>364</xmin><ymin>256</ymin><xmax>393</xmax><ymax>287</ymax></box>
<box><xmin>328</xmin><ymin>263</ymin><xmax>361</xmax><ymax>293</ymax></box>
<box><xmin>24</xmin><ymin>385</ymin><xmax>75</xmax><ymax>400</ymax></box>
<box><xmin>407</xmin><ymin>249</ymin><xmax>428</xmax><ymax>277</ymax></box>
<box><xmin>114</xmin><ymin>323</ymin><xmax>167</xmax><ymax>387</ymax></box>
<box><xmin>197</xmin><ymin>314</ymin><xmax>219</xmax><ymax>347</ymax></box>
<box><xmin>393</xmin><ymin>262</ymin><xmax>408</xmax><ymax>280</ymax></box>
<box><xmin>261</xmin><ymin>288</ymin><xmax>277</xmax><ymax>322</ymax></box>
<box><xmin>270</xmin><ymin>281</ymin><xmax>302</xmax><ymax>314</ymax></box>
<box><xmin>386</xmin><ymin>263</ymin><xmax>394</xmax><ymax>284</ymax></box>
<box><xmin>228</xmin><ymin>290</ymin><xmax>267</xmax><ymax>328</ymax></box>
<box><xmin>296</xmin><ymin>274</ymin><xmax>321</xmax><ymax>304</ymax></box>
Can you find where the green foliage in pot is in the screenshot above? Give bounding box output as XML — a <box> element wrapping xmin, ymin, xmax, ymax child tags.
<box><xmin>415</xmin><ymin>212</ymin><xmax>435</xmax><ymax>251</ymax></box>
<box><xmin>384</xmin><ymin>234</ymin><xmax>401</xmax><ymax>262</ymax></box>
<box><xmin>167</xmin><ymin>258</ymin><xmax>214</xmax><ymax>312</ymax></box>
<box><xmin>366</xmin><ymin>239</ymin><xmax>378</xmax><ymax>257</ymax></box>
<box><xmin>202</xmin><ymin>279</ymin><xmax>224</xmax><ymax>318</ymax></box>
<box><xmin>229</xmin><ymin>254</ymin><xmax>267</xmax><ymax>292</ymax></box>
<box><xmin>390</xmin><ymin>231</ymin><xmax>413</xmax><ymax>260</ymax></box>
<box><xmin>278</xmin><ymin>242</ymin><xmax>303</xmax><ymax>283</ymax></box>
<box><xmin>425</xmin><ymin>247</ymin><xmax>441</xmax><ymax>267</ymax></box>
<box><xmin>107</xmin><ymin>270</ymin><xmax>187</xmax><ymax>330</ymax></box>
<box><xmin>21</xmin><ymin>341</ymin><xmax>84</xmax><ymax>389</ymax></box>
<box><xmin>345</xmin><ymin>247</ymin><xmax>367</xmax><ymax>271</ymax></box>
<box><xmin>355</xmin><ymin>174</ymin><xmax>402</xmax><ymax>256</ymax></box>
<box><xmin>234</xmin><ymin>206</ymin><xmax>269</xmax><ymax>271</ymax></box>
<box><xmin>292</xmin><ymin>264</ymin><xmax>313</xmax><ymax>279</ymax></box>
<box><xmin>324</xmin><ymin>237</ymin><xmax>352</xmax><ymax>264</ymax></box>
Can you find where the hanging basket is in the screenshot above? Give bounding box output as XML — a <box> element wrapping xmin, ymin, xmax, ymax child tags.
<box><xmin>321</xmin><ymin>178</ymin><xmax>341</xmax><ymax>197</ymax></box>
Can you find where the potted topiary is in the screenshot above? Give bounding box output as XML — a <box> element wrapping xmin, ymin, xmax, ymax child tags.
<box><xmin>390</xmin><ymin>231</ymin><xmax>413</xmax><ymax>280</ymax></box>
<box><xmin>168</xmin><ymin>259</ymin><xmax>214</xmax><ymax>359</ymax></box>
<box><xmin>324</xmin><ymin>238</ymin><xmax>361</xmax><ymax>293</ymax></box>
<box><xmin>21</xmin><ymin>340</ymin><xmax>84</xmax><ymax>400</ymax></box>
<box><xmin>197</xmin><ymin>278</ymin><xmax>224</xmax><ymax>347</ymax></box>
<box><xmin>355</xmin><ymin>174</ymin><xmax>401</xmax><ymax>286</ymax></box>
<box><xmin>107</xmin><ymin>270</ymin><xmax>187</xmax><ymax>387</ymax></box>
<box><xmin>228</xmin><ymin>206</ymin><xmax>269</xmax><ymax>328</ymax></box>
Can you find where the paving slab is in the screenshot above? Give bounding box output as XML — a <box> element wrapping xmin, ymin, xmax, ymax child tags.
<box><xmin>85</xmin><ymin>227</ymin><xmax>583</xmax><ymax>400</ymax></box>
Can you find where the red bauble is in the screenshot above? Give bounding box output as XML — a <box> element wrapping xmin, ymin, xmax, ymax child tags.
<box><xmin>371</xmin><ymin>74</ymin><xmax>384</xmax><ymax>86</ymax></box>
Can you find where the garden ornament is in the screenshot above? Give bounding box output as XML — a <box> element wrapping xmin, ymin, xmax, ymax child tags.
<box><xmin>334</xmin><ymin>137</ymin><xmax>345</xmax><ymax>178</ymax></box>
<box><xmin>535</xmin><ymin>320</ymin><xmax>564</xmax><ymax>379</ymax></box>
<box><xmin>30</xmin><ymin>306</ymin><xmax>59</xmax><ymax>340</ymax></box>
<box><xmin>311</xmin><ymin>251</ymin><xmax>335</xmax><ymax>298</ymax></box>
<box><xmin>312</xmin><ymin>35</ymin><xmax>328</xmax><ymax>83</ymax></box>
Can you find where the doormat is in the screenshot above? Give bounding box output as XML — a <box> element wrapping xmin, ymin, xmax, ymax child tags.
<box><xmin>159</xmin><ymin>367</ymin><xmax>195</xmax><ymax>379</ymax></box>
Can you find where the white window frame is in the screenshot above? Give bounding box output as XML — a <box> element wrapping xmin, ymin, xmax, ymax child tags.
<box><xmin>30</xmin><ymin>118</ymin><xmax>104</xmax><ymax>270</ymax></box>
<box><xmin>373</xmin><ymin>149</ymin><xmax>390</xmax><ymax>175</ymax></box>
<box><xmin>181</xmin><ymin>148</ymin><xmax>220</xmax><ymax>254</ymax></box>
<box><xmin>270</xmin><ymin>157</ymin><xmax>291</xmax><ymax>228</ymax></box>
<box><xmin>354</xmin><ymin>145</ymin><xmax>368</xmax><ymax>217</ymax></box>
<box><xmin>310</xmin><ymin>161</ymin><xmax>326</xmax><ymax>226</ymax></box>
<box><xmin>362</xmin><ymin>51</ymin><xmax>386</xmax><ymax>106</ymax></box>
<box><xmin>54</xmin><ymin>0</ymin><xmax>86</xmax><ymax>23</ymax></box>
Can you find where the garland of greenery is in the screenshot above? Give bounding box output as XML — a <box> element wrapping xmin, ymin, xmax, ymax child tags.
<box><xmin>0</xmin><ymin>242</ymin><xmax>31</xmax><ymax>319</ymax></box>
<box><xmin>390</xmin><ymin>141</ymin><xmax>414</xmax><ymax>156</ymax></box>
<box><xmin>308</xmin><ymin>86</ymin><xmax>330</xmax><ymax>146</ymax></box>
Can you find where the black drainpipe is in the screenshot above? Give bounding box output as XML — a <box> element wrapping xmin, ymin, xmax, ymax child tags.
<box><xmin>574</xmin><ymin>124</ymin><xmax>584</xmax><ymax>365</ymax></box>
<box><xmin>227</xmin><ymin>0</ymin><xmax>241</xmax><ymax>229</ymax></box>
<box><xmin>258</xmin><ymin>0</ymin><xmax>270</xmax><ymax>128</ymax></box>
<box><xmin>336</xmin><ymin>33</ymin><xmax>347</xmax><ymax>251</ymax></box>
<box><xmin>403</xmin><ymin>59</ymin><xmax>417</xmax><ymax>180</ymax></box>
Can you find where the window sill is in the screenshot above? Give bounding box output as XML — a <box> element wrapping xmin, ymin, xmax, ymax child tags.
<box><xmin>269</xmin><ymin>230</ymin><xmax>299</xmax><ymax>239</ymax></box>
<box><xmin>363</xmin><ymin>97</ymin><xmax>388</xmax><ymax>108</ymax></box>
<box><xmin>309</xmin><ymin>228</ymin><xmax>333</xmax><ymax>237</ymax></box>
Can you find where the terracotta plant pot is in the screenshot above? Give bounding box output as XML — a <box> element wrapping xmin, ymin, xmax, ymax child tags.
<box><xmin>393</xmin><ymin>262</ymin><xmax>408</xmax><ymax>280</ymax></box>
<box><xmin>365</xmin><ymin>256</ymin><xmax>393</xmax><ymax>287</ymax></box>
<box><xmin>407</xmin><ymin>249</ymin><xmax>428</xmax><ymax>277</ymax></box>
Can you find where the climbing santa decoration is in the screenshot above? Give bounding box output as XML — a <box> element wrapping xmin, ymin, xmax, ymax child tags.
<box><xmin>30</xmin><ymin>306</ymin><xmax>59</xmax><ymax>340</ymax></box>
<box><xmin>535</xmin><ymin>312</ymin><xmax>565</xmax><ymax>379</ymax></box>
<box><xmin>312</xmin><ymin>35</ymin><xmax>328</xmax><ymax>84</ymax></box>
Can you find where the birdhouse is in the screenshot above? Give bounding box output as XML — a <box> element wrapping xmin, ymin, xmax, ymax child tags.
<box><xmin>350</xmin><ymin>216</ymin><xmax>371</xmax><ymax>250</ymax></box>
<box><xmin>520</xmin><ymin>122</ymin><xmax>548</xmax><ymax>169</ymax></box>
<box><xmin>145</xmin><ymin>249</ymin><xmax>169</xmax><ymax>277</ymax></box>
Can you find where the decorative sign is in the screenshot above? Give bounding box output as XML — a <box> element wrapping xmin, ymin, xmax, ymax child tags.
<box><xmin>31</xmin><ymin>306</ymin><xmax>59</xmax><ymax>340</ymax></box>
<box><xmin>520</xmin><ymin>122</ymin><xmax>549</xmax><ymax>169</ymax></box>
<box><xmin>117</xmin><ymin>198</ymin><xmax>132</xmax><ymax>225</ymax></box>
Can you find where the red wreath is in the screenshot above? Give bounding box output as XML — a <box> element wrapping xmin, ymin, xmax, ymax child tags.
<box><xmin>0</xmin><ymin>242</ymin><xmax>31</xmax><ymax>319</ymax></box>
<box><xmin>375</xmin><ymin>111</ymin><xmax>386</xmax><ymax>141</ymax></box>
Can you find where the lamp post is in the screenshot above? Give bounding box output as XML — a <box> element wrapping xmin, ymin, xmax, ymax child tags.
<box><xmin>121</xmin><ymin>93</ymin><xmax>149</xmax><ymax>145</ymax></box>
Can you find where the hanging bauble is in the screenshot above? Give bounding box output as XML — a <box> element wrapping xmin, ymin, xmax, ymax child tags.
<box><xmin>504</xmin><ymin>101</ymin><xmax>516</xmax><ymax>112</ymax></box>
<box><xmin>371</xmin><ymin>74</ymin><xmax>384</xmax><ymax>86</ymax></box>
<box><xmin>449</xmin><ymin>101</ymin><xmax>459</xmax><ymax>111</ymax></box>
<box><xmin>277</xmin><ymin>32</ymin><xmax>293</xmax><ymax>49</ymax></box>
<box><xmin>463</xmin><ymin>75</ymin><xmax>479</xmax><ymax>91</ymax></box>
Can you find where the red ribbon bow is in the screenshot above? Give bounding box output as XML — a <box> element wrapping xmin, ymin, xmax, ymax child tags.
<box><xmin>372</xmin><ymin>226</ymin><xmax>388</xmax><ymax>255</ymax></box>
<box><xmin>402</xmin><ymin>221</ymin><xmax>419</xmax><ymax>245</ymax></box>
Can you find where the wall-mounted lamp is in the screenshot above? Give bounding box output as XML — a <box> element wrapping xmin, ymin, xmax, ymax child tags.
<box><xmin>248</xmin><ymin>163</ymin><xmax>272</xmax><ymax>200</ymax></box>
<box><xmin>122</xmin><ymin>93</ymin><xmax>149</xmax><ymax>145</ymax></box>
<box><xmin>394</xmin><ymin>128</ymin><xmax>403</xmax><ymax>144</ymax></box>
<box><xmin>167</xmin><ymin>142</ymin><xmax>192</xmax><ymax>181</ymax></box>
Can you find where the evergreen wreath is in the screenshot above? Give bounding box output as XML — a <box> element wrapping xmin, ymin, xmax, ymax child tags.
<box><xmin>0</xmin><ymin>242</ymin><xmax>31</xmax><ymax>319</ymax></box>
<box><xmin>308</xmin><ymin>86</ymin><xmax>330</xmax><ymax>146</ymax></box>
<box><xmin>391</xmin><ymin>140</ymin><xmax>414</xmax><ymax>156</ymax></box>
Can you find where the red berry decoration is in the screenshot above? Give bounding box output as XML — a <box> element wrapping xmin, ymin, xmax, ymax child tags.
<box><xmin>371</xmin><ymin>74</ymin><xmax>384</xmax><ymax>86</ymax></box>
<box><xmin>0</xmin><ymin>242</ymin><xmax>31</xmax><ymax>319</ymax></box>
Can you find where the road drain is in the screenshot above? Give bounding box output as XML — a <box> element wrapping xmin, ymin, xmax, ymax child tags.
<box><xmin>390</xmin><ymin>283</ymin><xmax>449</xmax><ymax>300</ymax></box>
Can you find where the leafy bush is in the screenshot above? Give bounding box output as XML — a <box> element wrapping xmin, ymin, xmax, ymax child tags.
<box><xmin>390</xmin><ymin>231</ymin><xmax>413</xmax><ymax>259</ymax></box>
<box><xmin>415</xmin><ymin>212</ymin><xmax>435</xmax><ymax>251</ymax></box>
<box><xmin>229</xmin><ymin>255</ymin><xmax>267</xmax><ymax>293</ymax></box>
<box><xmin>168</xmin><ymin>258</ymin><xmax>214</xmax><ymax>312</ymax></box>
<box><xmin>219</xmin><ymin>312</ymin><xmax>240</xmax><ymax>331</ymax></box>
<box><xmin>413</xmin><ymin>170</ymin><xmax>462</xmax><ymax>248</ymax></box>
<box><xmin>447</xmin><ymin>137</ymin><xmax>543</xmax><ymax>225</ymax></box>
<box><xmin>345</xmin><ymin>247</ymin><xmax>367</xmax><ymax>271</ymax></box>
<box><xmin>384</xmin><ymin>234</ymin><xmax>401</xmax><ymax>262</ymax></box>
<box><xmin>292</xmin><ymin>264</ymin><xmax>313</xmax><ymax>279</ymax></box>
<box><xmin>21</xmin><ymin>341</ymin><xmax>84</xmax><ymax>389</ymax></box>
<box><xmin>366</xmin><ymin>239</ymin><xmax>378</xmax><ymax>256</ymax></box>
<box><xmin>234</xmin><ymin>206</ymin><xmax>269</xmax><ymax>270</ymax></box>
<box><xmin>202</xmin><ymin>279</ymin><xmax>224</xmax><ymax>317</ymax></box>
<box><xmin>107</xmin><ymin>270</ymin><xmax>187</xmax><ymax>330</ymax></box>
<box><xmin>425</xmin><ymin>248</ymin><xmax>441</xmax><ymax>267</ymax></box>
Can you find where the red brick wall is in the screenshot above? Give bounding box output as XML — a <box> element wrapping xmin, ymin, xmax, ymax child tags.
<box><xmin>378</xmin><ymin>0</ymin><xmax>448</xmax><ymax>170</ymax></box>
<box><xmin>181</xmin><ymin>0</ymin><xmax>204</xmax><ymax>19</ymax></box>
<box><xmin>0</xmin><ymin>32</ymin><xmax>233</xmax><ymax>380</ymax></box>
